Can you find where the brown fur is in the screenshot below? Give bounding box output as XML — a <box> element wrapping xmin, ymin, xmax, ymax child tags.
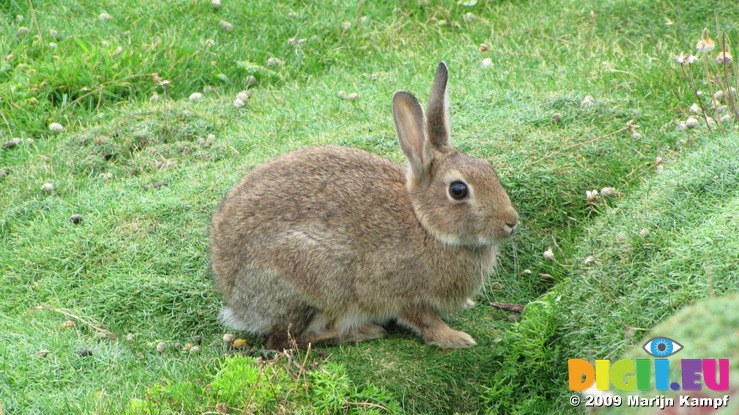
<box><xmin>210</xmin><ymin>62</ymin><xmax>518</xmax><ymax>349</ymax></box>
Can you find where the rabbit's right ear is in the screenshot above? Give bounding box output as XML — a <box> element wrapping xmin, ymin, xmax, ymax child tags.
<box><xmin>393</xmin><ymin>90</ymin><xmax>431</xmax><ymax>179</ymax></box>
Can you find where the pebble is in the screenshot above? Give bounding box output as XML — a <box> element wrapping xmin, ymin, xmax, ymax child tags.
<box><xmin>70</xmin><ymin>214</ymin><xmax>83</xmax><ymax>224</ymax></box>
<box><xmin>144</xmin><ymin>180</ymin><xmax>168</xmax><ymax>190</ymax></box>
<box><xmin>543</xmin><ymin>247</ymin><xmax>555</xmax><ymax>260</ymax></box>
<box><xmin>2</xmin><ymin>138</ymin><xmax>22</xmax><ymax>148</ymax></box>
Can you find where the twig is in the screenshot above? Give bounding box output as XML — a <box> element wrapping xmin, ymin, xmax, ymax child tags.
<box><xmin>61</xmin><ymin>73</ymin><xmax>158</xmax><ymax>113</ymax></box>
<box><xmin>27</xmin><ymin>0</ymin><xmax>44</xmax><ymax>46</ymax></box>
<box><xmin>489</xmin><ymin>302</ymin><xmax>525</xmax><ymax>314</ymax></box>
<box><xmin>527</xmin><ymin>126</ymin><xmax>628</xmax><ymax>166</ymax></box>
<box><xmin>345</xmin><ymin>401</ymin><xmax>393</xmax><ymax>413</ymax></box>
<box><xmin>29</xmin><ymin>306</ymin><xmax>117</xmax><ymax>339</ymax></box>
<box><xmin>0</xmin><ymin>109</ymin><xmax>11</xmax><ymax>137</ymax></box>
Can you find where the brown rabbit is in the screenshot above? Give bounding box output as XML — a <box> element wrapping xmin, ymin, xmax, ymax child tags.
<box><xmin>210</xmin><ymin>62</ymin><xmax>518</xmax><ymax>349</ymax></box>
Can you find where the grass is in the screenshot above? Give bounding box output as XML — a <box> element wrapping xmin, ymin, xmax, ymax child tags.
<box><xmin>2</xmin><ymin>0</ymin><xmax>739</xmax><ymax>413</ymax></box>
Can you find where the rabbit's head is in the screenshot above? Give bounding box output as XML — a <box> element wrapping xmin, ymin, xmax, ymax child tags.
<box><xmin>393</xmin><ymin>62</ymin><xmax>518</xmax><ymax>247</ymax></box>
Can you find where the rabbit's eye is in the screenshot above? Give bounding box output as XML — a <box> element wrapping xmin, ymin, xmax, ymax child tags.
<box><xmin>449</xmin><ymin>180</ymin><xmax>469</xmax><ymax>200</ymax></box>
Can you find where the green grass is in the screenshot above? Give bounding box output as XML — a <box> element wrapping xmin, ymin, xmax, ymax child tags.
<box><xmin>2</xmin><ymin>0</ymin><xmax>739</xmax><ymax>414</ymax></box>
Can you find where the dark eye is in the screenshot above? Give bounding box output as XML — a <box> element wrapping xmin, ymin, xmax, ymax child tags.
<box><xmin>449</xmin><ymin>180</ymin><xmax>469</xmax><ymax>200</ymax></box>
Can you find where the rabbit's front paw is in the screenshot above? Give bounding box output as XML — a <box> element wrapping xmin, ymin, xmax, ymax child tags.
<box><xmin>427</xmin><ymin>328</ymin><xmax>477</xmax><ymax>349</ymax></box>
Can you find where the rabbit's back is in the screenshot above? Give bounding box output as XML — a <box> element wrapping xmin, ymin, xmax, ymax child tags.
<box><xmin>212</xmin><ymin>146</ymin><xmax>418</xmax><ymax>304</ymax></box>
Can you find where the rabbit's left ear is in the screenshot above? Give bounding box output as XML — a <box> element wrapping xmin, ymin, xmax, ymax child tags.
<box><xmin>393</xmin><ymin>90</ymin><xmax>431</xmax><ymax>179</ymax></box>
<box><xmin>426</xmin><ymin>62</ymin><xmax>450</xmax><ymax>149</ymax></box>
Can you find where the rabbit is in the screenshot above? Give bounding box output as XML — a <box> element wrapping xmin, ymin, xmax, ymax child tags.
<box><xmin>210</xmin><ymin>62</ymin><xmax>519</xmax><ymax>349</ymax></box>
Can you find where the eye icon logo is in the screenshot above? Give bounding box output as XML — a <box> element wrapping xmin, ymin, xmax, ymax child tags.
<box><xmin>643</xmin><ymin>337</ymin><xmax>683</xmax><ymax>357</ymax></box>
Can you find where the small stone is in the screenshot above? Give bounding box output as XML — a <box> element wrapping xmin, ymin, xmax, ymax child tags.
<box><xmin>126</xmin><ymin>333</ymin><xmax>135</xmax><ymax>341</ymax></box>
<box><xmin>219</xmin><ymin>20</ymin><xmax>233</xmax><ymax>32</ymax></box>
<box><xmin>2</xmin><ymin>138</ymin><xmax>22</xmax><ymax>149</ymax></box>
<box><xmin>689</xmin><ymin>103</ymin><xmax>702</xmax><ymax>114</ymax></box>
<box><xmin>543</xmin><ymin>247</ymin><xmax>555</xmax><ymax>261</ymax></box>
<box><xmin>551</xmin><ymin>113</ymin><xmax>562</xmax><ymax>122</ymax></box>
<box><xmin>77</xmin><ymin>349</ymin><xmax>93</xmax><ymax>357</ymax></box>
<box><xmin>211</xmin><ymin>0</ymin><xmax>221</xmax><ymax>9</ymax></box>
<box><xmin>49</xmin><ymin>42</ymin><xmax>58</xmax><ymax>49</ymax></box>
<box><xmin>581</xmin><ymin>95</ymin><xmax>595</xmax><ymax>107</ymax></box>
<box><xmin>236</xmin><ymin>91</ymin><xmax>250</xmax><ymax>102</ymax></box>
<box><xmin>337</xmin><ymin>90</ymin><xmax>347</xmax><ymax>99</ymax></box>
<box><xmin>189</xmin><ymin>346</ymin><xmax>201</xmax><ymax>354</ymax></box>
<box><xmin>685</xmin><ymin>116</ymin><xmax>699</xmax><ymax>129</ymax></box>
<box><xmin>207</xmin><ymin>134</ymin><xmax>216</xmax><ymax>141</ymax></box>
<box><xmin>62</xmin><ymin>320</ymin><xmax>77</xmax><ymax>329</ymax></box>
<box><xmin>481</xmin><ymin>58</ymin><xmax>493</xmax><ymax>69</ymax></box>
<box><xmin>189</xmin><ymin>92</ymin><xmax>203</xmax><ymax>102</ymax></box>
<box><xmin>232</xmin><ymin>338</ymin><xmax>248</xmax><ymax>349</ymax></box>
<box><xmin>41</xmin><ymin>183</ymin><xmax>54</xmax><ymax>192</ymax></box>
<box><xmin>341</xmin><ymin>21</ymin><xmax>351</xmax><ymax>31</ymax></box>
<box><xmin>631</xmin><ymin>132</ymin><xmax>641</xmax><ymax>139</ymax></box>
<box><xmin>522</xmin><ymin>269</ymin><xmax>533</xmax><ymax>275</ymax></box>
<box><xmin>675</xmin><ymin>121</ymin><xmax>687</xmax><ymax>131</ymax></box>
<box><xmin>583</xmin><ymin>256</ymin><xmax>595</xmax><ymax>265</ymax></box>
<box><xmin>233</xmin><ymin>98</ymin><xmax>245</xmax><ymax>108</ymax></box>
<box><xmin>33</xmin><ymin>349</ymin><xmax>52</xmax><ymax>358</ymax></box>
<box><xmin>507</xmin><ymin>314</ymin><xmax>520</xmax><ymax>322</ymax></box>
<box><xmin>639</xmin><ymin>228</ymin><xmax>649</xmax><ymax>238</ymax></box>
<box><xmin>223</xmin><ymin>333</ymin><xmax>236</xmax><ymax>344</ymax></box>
<box><xmin>266</xmin><ymin>57</ymin><xmax>282</xmax><ymax>67</ymax></box>
<box><xmin>144</xmin><ymin>180</ymin><xmax>168</xmax><ymax>190</ymax></box>
<box><xmin>156</xmin><ymin>342</ymin><xmax>167</xmax><ymax>353</ymax></box>
<box><xmin>49</xmin><ymin>123</ymin><xmax>64</xmax><ymax>133</ymax></box>
<box><xmin>70</xmin><ymin>214</ymin><xmax>83</xmax><ymax>224</ymax></box>
<box><xmin>600</xmin><ymin>187</ymin><xmax>617</xmax><ymax>197</ymax></box>
<box><xmin>344</xmin><ymin>92</ymin><xmax>359</xmax><ymax>100</ymax></box>
<box><xmin>244</xmin><ymin>75</ymin><xmax>257</xmax><ymax>86</ymax></box>
<box><xmin>99</xmin><ymin>13</ymin><xmax>112</xmax><ymax>21</ymax></box>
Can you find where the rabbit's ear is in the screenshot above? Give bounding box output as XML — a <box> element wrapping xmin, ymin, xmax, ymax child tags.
<box><xmin>426</xmin><ymin>62</ymin><xmax>450</xmax><ymax>149</ymax></box>
<box><xmin>393</xmin><ymin>90</ymin><xmax>431</xmax><ymax>178</ymax></box>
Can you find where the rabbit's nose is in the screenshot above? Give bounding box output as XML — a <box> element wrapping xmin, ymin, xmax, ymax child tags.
<box><xmin>502</xmin><ymin>208</ymin><xmax>519</xmax><ymax>236</ymax></box>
